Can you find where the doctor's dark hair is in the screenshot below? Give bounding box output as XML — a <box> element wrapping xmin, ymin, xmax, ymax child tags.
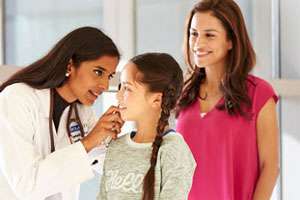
<box><xmin>176</xmin><ymin>0</ymin><xmax>255</xmax><ymax>117</ymax></box>
<box><xmin>0</xmin><ymin>26</ymin><xmax>120</xmax><ymax>92</ymax></box>
<box><xmin>130</xmin><ymin>53</ymin><xmax>183</xmax><ymax>200</ymax></box>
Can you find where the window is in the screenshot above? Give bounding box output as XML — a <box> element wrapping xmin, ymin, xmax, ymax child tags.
<box><xmin>4</xmin><ymin>0</ymin><xmax>103</xmax><ymax>66</ymax></box>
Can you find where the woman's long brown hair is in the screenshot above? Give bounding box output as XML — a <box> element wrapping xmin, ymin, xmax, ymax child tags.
<box><xmin>131</xmin><ymin>53</ymin><xmax>183</xmax><ymax>200</ymax></box>
<box><xmin>177</xmin><ymin>0</ymin><xmax>256</xmax><ymax>117</ymax></box>
<box><xmin>0</xmin><ymin>27</ymin><xmax>120</xmax><ymax>92</ymax></box>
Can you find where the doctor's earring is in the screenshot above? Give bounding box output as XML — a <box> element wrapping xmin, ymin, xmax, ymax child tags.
<box><xmin>65</xmin><ymin>72</ymin><xmax>70</xmax><ymax>77</ymax></box>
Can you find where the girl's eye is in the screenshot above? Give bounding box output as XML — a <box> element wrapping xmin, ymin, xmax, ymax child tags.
<box><xmin>124</xmin><ymin>86</ymin><xmax>131</xmax><ymax>92</ymax></box>
<box><xmin>119</xmin><ymin>84</ymin><xmax>132</xmax><ymax>92</ymax></box>
<box><xmin>108</xmin><ymin>74</ymin><xmax>114</xmax><ymax>80</ymax></box>
<box><xmin>94</xmin><ymin>69</ymin><xmax>103</xmax><ymax>77</ymax></box>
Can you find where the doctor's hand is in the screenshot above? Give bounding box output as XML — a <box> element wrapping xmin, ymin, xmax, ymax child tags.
<box><xmin>81</xmin><ymin>106</ymin><xmax>124</xmax><ymax>152</ymax></box>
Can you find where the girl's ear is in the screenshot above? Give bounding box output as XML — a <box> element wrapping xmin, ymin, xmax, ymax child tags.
<box><xmin>150</xmin><ymin>92</ymin><xmax>163</xmax><ymax>109</ymax></box>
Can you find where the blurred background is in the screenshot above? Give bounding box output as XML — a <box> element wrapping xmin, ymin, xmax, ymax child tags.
<box><xmin>0</xmin><ymin>0</ymin><xmax>299</xmax><ymax>199</ymax></box>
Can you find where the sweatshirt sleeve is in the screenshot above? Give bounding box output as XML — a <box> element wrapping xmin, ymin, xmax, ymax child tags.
<box><xmin>97</xmin><ymin>161</ymin><xmax>108</xmax><ymax>200</ymax></box>
<box><xmin>0</xmin><ymin>85</ymin><xmax>94</xmax><ymax>200</ymax></box>
<box><xmin>159</xmin><ymin>134</ymin><xmax>196</xmax><ymax>200</ymax></box>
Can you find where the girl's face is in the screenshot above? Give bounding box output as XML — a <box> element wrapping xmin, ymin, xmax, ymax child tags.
<box><xmin>117</xmin><ymin>62</ymin><xmax>161</xmax><ymax>121</ymax></box>
<box><xmin>66</xmin><ymin>55</ymin><xmax>119</xmax><ymax>105</ymax></box>
<box><xmin>189</xmin><ymin>11</ymin><xmax>232</xmax><ymax>70</ymax></box>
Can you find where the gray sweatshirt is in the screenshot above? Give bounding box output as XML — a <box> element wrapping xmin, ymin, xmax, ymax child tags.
<box><xmin>98</xmin><ymin>131</ymin><xmax>196</xmax><ymax>200</ymax></box>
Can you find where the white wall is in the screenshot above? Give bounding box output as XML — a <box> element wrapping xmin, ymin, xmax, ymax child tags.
<box><xmin>5</xmin><ymin>0</ymin><xmax>103</xmax><ymax>66</ymax></box>
<box><xmin>252</xmin><ymin>0</ymin><xmax>300</xmax><ymax>199</ymax></box>
<box><xmin>0</xmin><ymin>65</ymin><xmax>19</xmax><ymax>83</ymax></box>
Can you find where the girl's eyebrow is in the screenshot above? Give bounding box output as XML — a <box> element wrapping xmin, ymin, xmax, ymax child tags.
<box><xmin>121</xmin><ymin>81</ymin><xmax>133</xmax><ymax>85</ymax></box>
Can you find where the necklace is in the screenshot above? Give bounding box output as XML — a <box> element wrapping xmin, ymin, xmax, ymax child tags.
<box><xmin>199</xmin><ymin>91</ymin><xmax>208</xmax><ymax>100</ymax></box>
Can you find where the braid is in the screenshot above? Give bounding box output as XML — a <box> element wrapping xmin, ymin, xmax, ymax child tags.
<box><xmin>130</xmin><ymin>52</ymin><xmax>183</xmax><ymax>200</ymax></box>
<box><xmin>142</xmin><ymin>87</ymin><xmax>175</xmax><ymax>200</ymax></box>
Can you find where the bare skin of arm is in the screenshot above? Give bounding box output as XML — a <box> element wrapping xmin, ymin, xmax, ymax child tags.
<box><xmin>253</xmin><ymin>98</ymin><xmax>280</xmax><ymax>200</ymax></box>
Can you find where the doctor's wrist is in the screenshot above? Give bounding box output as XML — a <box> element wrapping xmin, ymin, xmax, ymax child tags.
<box><xmin>80</xmin><ymin>137</ymin><xmax>93</xmax><ymax>153</ymax></box>
<box><xmin>80</xmin><ymin>131</ymin><xmax>106</xmax><ymax>152</ymax></box>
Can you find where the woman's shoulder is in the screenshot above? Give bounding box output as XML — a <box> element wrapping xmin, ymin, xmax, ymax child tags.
<box><xmin>1</xmin><ymin>82</ymin><xmax>35</xmax><ymax>95</ymax></box>
<box><xmin>0</xmin><ymin>83</ymin><xmax>42</xmax><ymax>121</ymax></box>
<box><xmin>246</xmin><ymin>74</ymin><xmax>275</xmax><ymax>93</ymax></box>
<box><xmin>246</xmin><ymin>74</ymin><xmax>278</xmax><ymax>112</ymax></box>
<box><xmin>0</xmin><ymin>83</ymin><xmax>39</xmax><ymax>104</ymax></box>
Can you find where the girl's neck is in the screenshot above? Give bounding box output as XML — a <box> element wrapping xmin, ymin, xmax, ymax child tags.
<box><xmin>133</xmin><ymin>116</ymin><xmax>160</xmax><ymax>143</ymax></box>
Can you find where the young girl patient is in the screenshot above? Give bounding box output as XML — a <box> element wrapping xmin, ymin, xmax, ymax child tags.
<box><xmin>98</xmin><ymin>53</ymin><xmax>196</xmax><ymax>200</ymax></box>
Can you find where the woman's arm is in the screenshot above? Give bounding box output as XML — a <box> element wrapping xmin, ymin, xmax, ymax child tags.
<box><xmin>253</xmin><ymin>98</ymin><xmax>280</xmax><ymax>200</ymax></box>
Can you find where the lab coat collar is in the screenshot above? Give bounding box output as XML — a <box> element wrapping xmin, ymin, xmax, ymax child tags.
<box><xmin>35</xmin><ymin>87</ymin><xmax>51</xmax><ymax>118</ymax></box>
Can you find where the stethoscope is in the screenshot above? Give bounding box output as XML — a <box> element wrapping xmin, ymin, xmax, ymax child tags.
<box><xmin>49</xmin><ymin>88</ymin><xmax>85</xmax><ymax>153</ymax></box>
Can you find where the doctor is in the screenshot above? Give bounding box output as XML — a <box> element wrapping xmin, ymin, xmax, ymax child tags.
<box><xmin>0</xmin><ymin>27</ymin><xmax>123</xmax><ymax>200</ymax></box>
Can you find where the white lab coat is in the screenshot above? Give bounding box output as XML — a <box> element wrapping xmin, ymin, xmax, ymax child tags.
<box><xmin>0</xmin><ymin>83</ymin><xmax>106</xmax><ymax>200</ymax></box>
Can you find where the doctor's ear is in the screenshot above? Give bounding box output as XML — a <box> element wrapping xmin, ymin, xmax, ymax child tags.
<box><xmin>65</xmin><ymin>59</ymin><xmax>74</xmax><ymax>77</ymax></box>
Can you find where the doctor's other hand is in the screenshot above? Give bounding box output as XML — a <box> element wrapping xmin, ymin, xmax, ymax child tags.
<box><xmin>81</xmin><ymin>106</ymin><xmax>124</xmax><ymax>152</ymax></box>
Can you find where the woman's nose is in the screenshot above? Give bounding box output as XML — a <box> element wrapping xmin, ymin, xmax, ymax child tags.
<box><xmin>98</xmin><ymin>78</ymin><xmax>109</xmax><ymax>91</ymax></box>
<box><xmin>194</xmin><ymin>36</ymin><xmax>206</xmax><ymax>49</ymax></box>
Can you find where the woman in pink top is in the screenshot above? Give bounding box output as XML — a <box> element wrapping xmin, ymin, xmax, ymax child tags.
<box><xmin>176</xmin><ymin>0</ymin><xmax>279</xmax><ymax>199</ymax></box>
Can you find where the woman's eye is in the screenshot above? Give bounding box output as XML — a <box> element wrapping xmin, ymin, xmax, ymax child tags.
<box><xmin>190</xmin><ymin>31</ymin><xmax>198</xmax><ymax>37</ymax></box>
<box><xmin>94</xmin><ymin>70</ymin><xmax>103</xmax><ymax>77</ymax></box>
<box><xmin>206</xmin><ymin>33</ymin><xmax>215</xmax><ymax>38</ymax></box>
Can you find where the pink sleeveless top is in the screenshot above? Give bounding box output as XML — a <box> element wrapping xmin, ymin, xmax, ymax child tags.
<box><xmin>176</xmin><ymin>75</ymin><xmax>278</xmax><ymax>200</ymax></box>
